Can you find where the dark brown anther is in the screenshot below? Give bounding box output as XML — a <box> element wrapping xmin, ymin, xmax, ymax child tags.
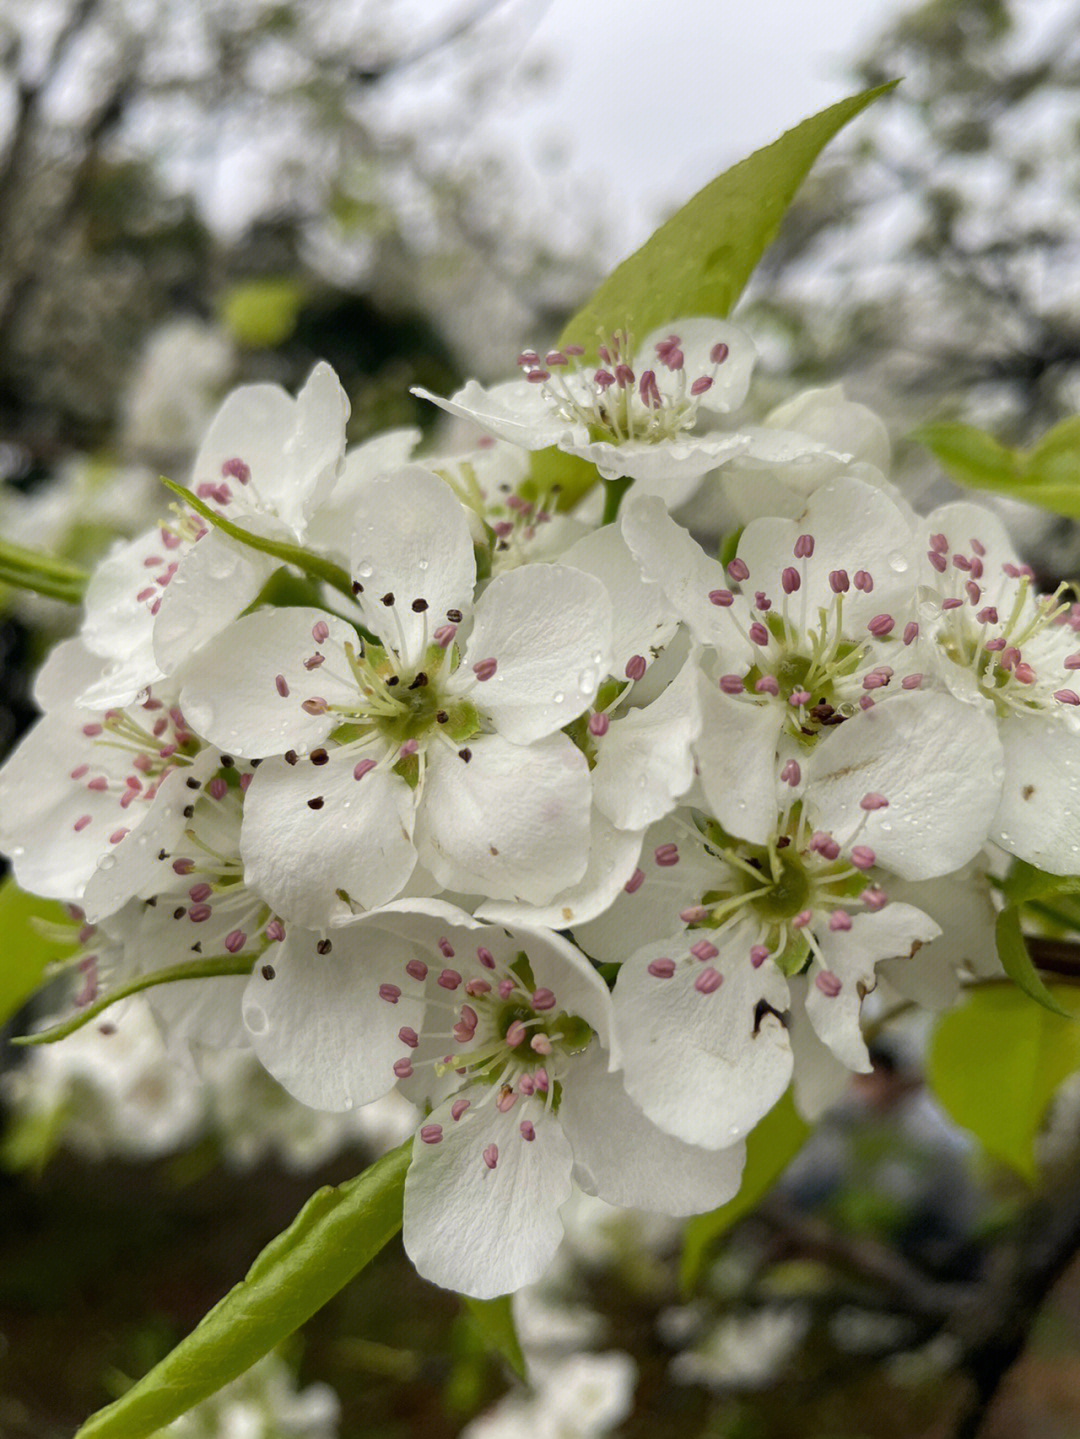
<box><xmin>310</xmin><ymin>748</ymin><xmax>329</xmax><ymax>766</ymax></box>
<box><xmin>411</xmin><ymin>598</ymin><xmax>429</xmax><ymax>612</ymax></box>
<box><xmin>307</xmin><ymin>796</ymin><xmax>324</xmax><ymax>810</ymax></box>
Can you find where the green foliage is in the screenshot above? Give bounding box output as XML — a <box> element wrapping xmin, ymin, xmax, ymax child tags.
<box><xmin>995</xmin><ymin>906</ymin><xmax>1074</xmax><ymax>1018</ymax></box>
<box><xmin>74</xmin><ymin>1142</ymin><xmax>412</xmax><ymax>1439</ymax></box>
<box><xmin>538</xmin><ymin>79</ymin><xmax>897</xmax><ymax>509</ymax></box>
<box><xmin>914</xmin><ymin>416</ymin><xmax>1080</xmax><ymax>517</ymax></box>
<box><xmin>0</xmin><ymin>537</ymin><xmax>88</xmax><ymax>605</ymax></box>
<box><xmin>0</xmin><ymin>879</ymin><xmax>81</xmax><ymax>1027</ymax></box>
<box><xmin>461</xmin><ymin>1294</ymin><xmax>527</xmax><ymax>1380</ymax></box>
<box><xmin>680</xmin><ymin>1091</ymin><xmax>809</xmax><ymax>1294</ymax></box>
<box><xmin>219</xmin><ymin>278</ymin><xmax>307</xmax><ymax>349</ymax></box>
<box><xmin>928</xmin><ymin>985</ymin><xmax>1080</xmax><ymax>1181</ymax></box>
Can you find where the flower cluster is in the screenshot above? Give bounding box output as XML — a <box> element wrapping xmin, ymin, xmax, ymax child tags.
<box><xmin>2</xmin><ymin>320</ymin><xmax>1069</xmax><ymax>1297</ymax></box>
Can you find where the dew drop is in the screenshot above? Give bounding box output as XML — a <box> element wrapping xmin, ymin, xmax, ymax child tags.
<box><xmin>577</xmin><ymin>667</ymin><xmax>598</xmax><ymax>694</ymax></box>
<box><xmin>888</xmin><ymin>551</ymin><xmax>910</xmax><ymax>574</ymax></box>
<box><xmin>244</xmin><ymin>1002</ymin><xmax>269</xmax><ymax>1036</ymax></box>
<box><xmin>357</xmin><ymin>561</ymin><xmax>374</xmax><ymax>579</ymax></box>
<box><xmin>99</xmin><ymin>854</ymin><xmax>117</xmax><ymax>870</ymax></box>
<box><xmin>553</xmin><ymin>691</ymin><xmax>565</xmax><ymax>704</ymax></box>
<box><xmin>418</xmin><ymin>559</ymin><xmax>429</xmax><ymax>572</ymax></box>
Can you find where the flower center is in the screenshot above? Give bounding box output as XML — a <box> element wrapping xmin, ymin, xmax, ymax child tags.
<box><xmin>516</xmin><ymin>330</ymin><xmax>730</xmax><ymax>447</ymax></box>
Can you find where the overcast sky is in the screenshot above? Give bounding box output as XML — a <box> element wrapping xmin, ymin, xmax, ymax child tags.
<box><xmin>471</xmin><ymin>0</ymin><xmax>893</xmax><ymax>265</ymax></box>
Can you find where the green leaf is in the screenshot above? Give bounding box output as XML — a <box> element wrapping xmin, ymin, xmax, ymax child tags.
<box><xmin>679</xmin><ymin>1091</ymin><xmax>809</xmax><ymax>1295</ymax></box>
<box><xmin>1002</xmin><ymin>859</ymin><xmax>1080</xmax><ymax>908</ymax></box>
<box><xmin>996</xmin><ymin>906</ymin><xmax>1073</xmax><ymax>1018</ymax></box>
<box><xmin>159</xmin><ymin>478</ymin><xmax>356</xmax><ymax>601</ymax></box>
<box><xmin>559</xmin><ymin>81</ymin><xmax>898</xmax><ymax>355</ymax></box>
<box><xmin>0</xmin><ymin>537</ymin><xmax>88</xmax><ymax>604</ymax></box>
<box><xmin>928</xmin><ymin>985</ymin><xmax>1080</xmax><ymax>1181</ymax></box>
<box><xmin>914</xmin><ymin>416</ymin><xmax>1080</xmax><ymax>518</ymax></box>
<box><xmin>219</xmin><ymin>278</ymin><xmax>306</xmax><ymax>349</ymax></box>
<box><xmin>461</xmin><ymin>1294</ymin><xmax>527</xmax><ymax>1380</ymax></box>
<box><xmin>75</xmin><ymin>1142</ymin><xmax>411</xmax><ymax>1439</ymax></box>
<box><xmin>0</xmin><ymin>879</ymin><xmax>81</xmax><ymax>1027</ymax></box>
<box><xmin>12</xmin><ymin>954</ymin><xmax>254</xmax><ymax>1046</ymax></box>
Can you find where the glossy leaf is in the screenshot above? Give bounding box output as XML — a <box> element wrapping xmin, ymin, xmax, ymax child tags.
<box><xmin>915</xmin><ymin>416</ymin><xmax>1080</xmax><ymax>517</ymax></box>
<box><xmin>75</xmin><ymin>1142</ymin><xmax>411</xmax><ymax>1439</ymax></box>
<box><xmin>0</xmin><ymin>879</ymin><xmax>80</xmax><ymax>1027</ymax></box>
<box><xmin>461</xmin><ymin>1294</ymin><xmax>527</xmax><ymax>1380</ymax></box>
<box><xmin>996</xmin><ymin>906</ymin><xmax>1073</xmax><ymax>1018</ymax></box>
<box><xmin>679</xmin><ymin>1091</ymin><xmax>809</xmax><ymax>1294</ymax></box>
<box><xmin>558</xmin><ymin>81</ymin><xmax>898</xmax><ymax>355</ymax></box>
<box><xmin>928</xmin><ymin>985</ymin><xmax>1080</xmax><ymax>1181</ymax></box>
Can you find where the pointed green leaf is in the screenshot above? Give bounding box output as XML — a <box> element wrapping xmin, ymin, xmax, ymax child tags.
<box><xmin>0</xmin><ymin>879</ymin><xmax>81</xmax><ymax>1027</ymax></box>
<box><xmin>996</xmin><ymin>906</ymin><xmax>1073</xmax><ymax>1017</ymax></box>
<box><xmin>559</xmin><ymin>81</ymin><xmax>898</xmax><ymax>355</ymax></box>
<box><xmin>461</xmin><ymin>1294</ymin><xmax>527</xmax><ymax>1380</ymax></box>
<box><xmin>0</xmin><ymin>537</ymin><xmax>87</xmax><ymax>604</ymax></box>
<box><xmin>75</xmin><ymin>1141</ymin><xmax>411</xmax><ymax>1439</ymax></box>
<box><xmin>679</xmin><ymin>1091</ymin><xmax>809</xmax><ymax>1295</ymax></box>
<box><xmin>914</xmin><ymin>417</ymin><xmax>1080</xmax><ymax>518</ymax></box>
<box><xmin>1002</xmin><ymin>859</ymin><xmax>1080</xmax><ymax>908</ymax></box>
<box><xmin>928</xmin><ymin>985</ymin><xmax>1080</xmax><ymax>1181</ymax></box>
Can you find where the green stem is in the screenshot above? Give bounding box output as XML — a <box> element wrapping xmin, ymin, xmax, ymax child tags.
<box><xmin>13</xmin><ymin>955</ymin><xmax>254</xmax><ymax>1046</ymax></box>
<box><xmin>600</xmin><ymin>476</ymin><xmax>634</xmax><ymax>526</ymax></box>
<box><xmin>160</xmin><ymin>478</ymin><xmax>357</xmax><ymax>602</ymax></box>
<box><xmin>0</xmin><ymin>538</ymin><xmax>88</xmax><ymax>604</ymax></box>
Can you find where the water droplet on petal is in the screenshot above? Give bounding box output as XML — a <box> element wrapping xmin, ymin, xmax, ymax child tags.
<box><xmin>888</xmin><ymin>551</ymin><xmax>910</xmax><ymax>574</ymax></box>
<box><xmin>244</xmin><ymin>1003</ymin><xmax>269</xmax><ymax>1036</ymax></box>
<box><xmin>357</xmin><ymin>561</ymin><xmax>374</xmax><ymax>579</ymax></box>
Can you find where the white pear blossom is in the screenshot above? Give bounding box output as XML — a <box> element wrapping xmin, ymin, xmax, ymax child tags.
<box><xmin>79</xmin><ymin>362</ymin><xmax>349</xmax><ymax>708</ymax></box>
<box><xmin>576</xmin><ymin>678</ymin><xmax>1001</xmax><ymax>1150</ymax></box>
<box><xmin>179</xmin><ymin>466</ymin><xmax>614</xmax><ymax>924</ymax></box>
<box><xmin>462</xmin><ymin>1352</ymin><xmax>637</xmax><ymax>1439</ymax></box>
<box><xmin>416</xmin><ymin>319</ymin><xmax>843</xmax><ymax>507</ymax></box>
<box><xmin>239</xmin><ymin>902</ymin><xmax>745</xmax><ymax>1297</ymax></box>
<box><xmin>0</xmin><ymin>639</ymin><xmax>215</xmax><ymax>907</ymax></box>
<box><xmin>913</xmin><ymin>500</ymin><xmax>1080</xmax><ymax>872</ymax></box>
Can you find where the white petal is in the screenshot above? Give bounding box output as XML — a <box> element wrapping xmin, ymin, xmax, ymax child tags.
<box><xmin>620</xmin><ymin>494</ymin><xmax>743</xmax><ymax>654</ymax></box>
<box><xmin>735</xmin><ymin>476</ymin><xmax>916</xmax><ymax>628</ymax></box>
<box><xmin>33</xmin><ymin>638</ymin><xmax>106</xmax><ymax>711</ymax></box>
<box><xmin>242</xmin><ymin>921</ymin><xmax>426</xmax><ymax>1111</ymax></box>
<box><xmin>878</xmin><ymin>865</ymin><xmax>999</xmax><ymax>1007</ymax></box>
<box><xmin>80</xmin><ymin>529</ymin><xmax>170</xmax><ymax>704</ymax></box>
<box><xmin>179</xmin><ymin>608</ymin><xmax>358</xmax><ymax>756</ymax></box>
<box><xmin>416</xmin><ymin>733</ymin><xmax>591</xmax><ymax>903</ymax></box>
<box><xmin>992</xmin><ymin>714</ymin><xmax>1080</xmax><ymax>873</ymax></box>
<box><xmin>613</xmin><ymin>932</ymin><xmax>793</xmax><ymax>1147</ymax></box>
<box><xmin>562</xmin><ymin>1045</ymin><xmax>746</xmax><ymax>1214</ymax></box>
<box><xmin>764</xmin><ymin>384</ymin><xmax>891</xmax><ymax>473</ymax></box>
<box><xmin>152</xmin><ymin>529</ymin><xmax>276</xmax><ymax>675</ymax></box>
<box><xmin>348</xmin><ymin>466</ymin><xmax>475</xmax><ymax>667</ymax></box>
<box><xmin>804</xmin><ymin>691</ymin><xmax>1004</xmax><ymax>880</ymax></box>
<box><xmin>566</xmin><ymin>433</ymin><xmax>748</xmax><ymax>491</ymax></box>
<box><xmin>190</xmin><ymin>362</ymin><xmax>347</xmax><ymax>537</ymax></box>
<box><xmin>593</xmin><ymin>657</ymin><xmax>702</xmax><ymax>831</ymax></box>
<box><xmin>560</xmin><ymin>524</ymin><xmax>677</xmax><ymax>675</ymax></box>
<box><xmin>305</xmin><ymin>428</ymin><xmax>421</xmax><ymax>554</ymax></box>
<box><xmin>808</xmin><ymin>904</ymin><xmax>940</xmax><ymax>1071</ymax></box>
<box><xmin>786</xmin><ymin>977</ymin><xmax>852</xmax><ymax>1121</ymax></box>
<box><xmin>81</xmin><ymin>749</ymin><xmax>221</xmax><ymax>921</ymax></box>
<box><xmin>240</xmin><ymin>748</ymin><xmax>416</xmax><ymax>926</ymax></box>
<box><xmin>413</xmin><ymin>378</ymin><xmax>582</xmax><ymax>450</ymax></box>
<box><xmin>694</xmin><ymin>679</ymin><xmax>785</xmax><ymax>846</ymax></box>
<box><xmin>572</xmin><ymin>816</ymin><xmax>715</xmax><ymax>966</ymax></box>
<box><xmin>403</xmin><ymin>1094</ymin><xmax>574</xmax><ymax>1297</ymax></box>
<box><xmin>635</xmin><ymin>318</ymin><xmax>757</xmax><ymax>416</ymax></box>
<box><xmin>460</xmin><ymin>564</ymin><xmax>612</xmax><ymax>744</ymax></box>
<box><xmin>477</xmin><ymin>808</ymin><xmax>644</xmax><ymax>931</ymax></box>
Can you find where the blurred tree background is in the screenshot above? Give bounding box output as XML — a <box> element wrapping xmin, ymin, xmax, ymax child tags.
<box><xmin>5</xmin><ymin>1</ymin><xmax>1080</xmax><ymax>1437</ymax></box>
